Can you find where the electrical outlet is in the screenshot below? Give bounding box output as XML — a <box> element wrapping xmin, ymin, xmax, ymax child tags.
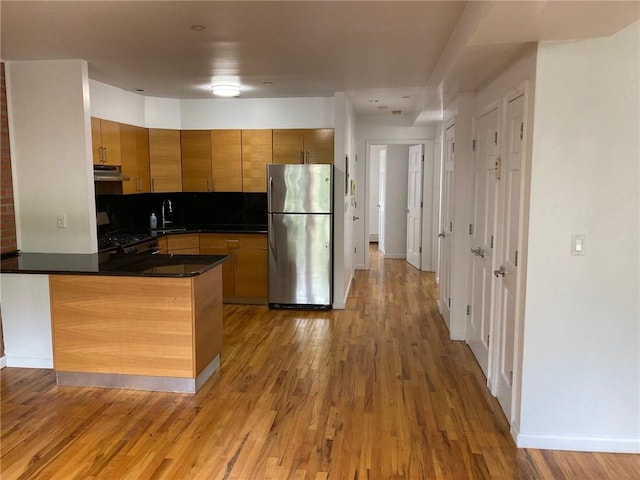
<box><xmin>57</xmin><ymin>213</ymin><xmax>67</xmax><ymax>228</ymax></box>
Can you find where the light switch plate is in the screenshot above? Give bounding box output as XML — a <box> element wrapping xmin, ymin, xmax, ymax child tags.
<box><xmin>571</xmin><ymin>234</ymin><xmax>585</xmax><ymax>255</ymax></box>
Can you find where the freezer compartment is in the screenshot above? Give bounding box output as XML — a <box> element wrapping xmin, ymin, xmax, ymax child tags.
<box><xmin>267</xmin><ymin>164</ymin><xmax>332</xmax><ymax>214</ymax></box>
<box><xmin>268</xmin><ymin>213</ymin><xmax>332</xmax><ymax>308</ymax></box>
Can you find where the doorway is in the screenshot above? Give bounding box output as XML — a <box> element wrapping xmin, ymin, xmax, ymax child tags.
<box><xmin>364</xmin><ymin>140</ymin><xmax>436</xmax><ymax>271</ymax></box>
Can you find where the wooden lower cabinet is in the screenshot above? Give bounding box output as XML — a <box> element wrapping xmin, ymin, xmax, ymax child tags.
<box><xmin>199</xmin><ymin>234</ymin><xmax>238</xmax><ymax>299</ymax></box>
<box><xmin>199</xmin><ymin>232</ymin><xmax>267</xmax><ymax>304</ymax></box>
<box><xmin>49</xmin><ymin>267</ymin><xmax>223</xmax><ymax>381</ymax></box>
<box><xmin>235</xmin><ymin>234</ymin><xmax>268</xmax><ymax>299</ymax></box>
<box><xmin>167</xmin><ymin>233</ymin><xmax>199</xmax><ymax>254</ymax></box>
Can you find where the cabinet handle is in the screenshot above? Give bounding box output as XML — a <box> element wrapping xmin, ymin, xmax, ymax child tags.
<box><xmin>100</xmin><ymin>147</ymin><xmax>106</xmax><ymax>164</ymax></box>
<box><xmin>151</xmin><ymin>178</ymin><xmax>155</xmax><ymax>192</ymax></box>
<box><xmin>103</xmin><ymin>147</ymin><xmax>108</xmax><ymax>164</ymax></box>
<box><xmin>300</xmin><ymin>150</ymin><xmax>304</xmax><ymax>164</ymax></box>
<box><xmin>305</xmin><ymin>151</ymin><xmax>309</xmax><ymax>163</ymax></box>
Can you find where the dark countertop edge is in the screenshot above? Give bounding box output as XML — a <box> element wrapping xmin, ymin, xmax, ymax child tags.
<box><xmin>151</xmin><ymin>226</ymin><xmax>267</xmax><ymax>236</ymax></box>
<box><xmin>1</xmin><ymin>254</ymin><xmax>229</xmax><ymax>278</ymax></box>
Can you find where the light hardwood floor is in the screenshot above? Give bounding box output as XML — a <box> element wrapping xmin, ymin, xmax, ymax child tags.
<box><xmin>2</xmin><ymin>248</ymin><xmax>639</xmax><ymax>479</ymax></box>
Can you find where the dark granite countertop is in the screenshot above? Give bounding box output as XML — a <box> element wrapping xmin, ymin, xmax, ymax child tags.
<box><xmin>0</xmin><ymin>252</ymin><xmax>228</xmax><ymax>278</ymax></box>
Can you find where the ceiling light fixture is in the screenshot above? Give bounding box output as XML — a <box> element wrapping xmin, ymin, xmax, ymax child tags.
<box><xmin>190</xmin><ymin>25</ymin><xmax>206</xmax><ymax>31</ymax></box>
<box><xmin>392</xmin><ymin>110</ymin><xmax>402</xmax><ymax>115</ymax></box>
<box><xmin>263</xmin><ymin>81</ymin><xmax>273</xmax><ymax>86</ymax></box>
<box><xmin>211</xmin><ymin>84</ymin><xmax>241</xmax><ymax>97</ymax></box>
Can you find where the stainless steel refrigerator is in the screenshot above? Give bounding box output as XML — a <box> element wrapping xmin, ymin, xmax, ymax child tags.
<box><xmin>267</xmin><ymin>164</ymin><xmax>333</xmax><ymax>309</ymax></box>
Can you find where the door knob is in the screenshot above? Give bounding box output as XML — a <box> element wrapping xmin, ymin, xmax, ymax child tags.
<box><xmin>471</xmin><ymin>247</ymin><xmax>485</xmax><ymax>258</ymax></box>
<box><xmin>438</xmin><ymin>231</ymin><xmax>446</xmax><ymax>238</ymax></box>
<box><xmin>353</xmin><ymin>216</ymin><xmax>360</xmax><ymax>221</ymax></box>
<box><xmin>493</xmin><ymin>266</ymin><xmax>506</xmax><ymax>278</ymax></box>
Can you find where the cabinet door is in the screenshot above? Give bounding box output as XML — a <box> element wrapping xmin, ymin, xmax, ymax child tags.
<box><xmin>91</xmin><ymin>117</ymin><xmax>122</xmax><ymax>166</ymax></box>
<box><xmin>273</xmin><ymin>129</ymin><xmax>304</xmax><ymax>164</ymax></box>
<box><xmin>235</xmin><ymin>234</ymin><xmax>268</xmax><ymax>299</ymax></box>
<box><xmin>242</xmin><ymin>130</ymin><xmax>272</xmax><ymax>193</ymax></box>
<box><xmin>181</xmin><ymin>130</ymin><xmax>212</xmax><ymax>192</ymax></box>
<box><xmin>211</xmin><ymin>130</ymin><xmax>242</xmax><ymax>192</ymax></box>
<box><xmin>167</xmin><ymin>233</ymin><xmax>199</xmax><ymax>253</ymax></box>
<box><xmin>91</xmin><ymin>117</ymin><xmax>103</xmax><ymax>164</ymax></box>
<box><xmin>135</xmin><ymin>127</ymin><xmax>151</xmax><ymax>193</ymax></box>
<box><xmin>149</xmin><ymin>129</ymin><xmax>182</xmax><ymax>193</ymax></box>
<box><xmin>200</xmin><ymin>234</ymin><xmax>237</xmax><ymax>299</ymax></box>
<box><xmin>120</xmin><ymin>124</ymin><xmax>150</xmax><ymax>194</ymax></box>
<box><xmin>304</xmin><ymin>129</ymin><xmax>334</xmax><ymax>164</ymax></box>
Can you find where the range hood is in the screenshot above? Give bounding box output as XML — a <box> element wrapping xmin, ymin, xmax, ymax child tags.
<box><xmin>94</xmin><ymin>165</ymin><xmax>130</xmax><ymax>182</ymax></box>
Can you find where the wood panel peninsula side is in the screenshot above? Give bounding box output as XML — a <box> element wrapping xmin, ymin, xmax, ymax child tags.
<box><xmin>1</xmin><ymin>252</ymin><xmax>227</xmax><ymax>393</ymax></box>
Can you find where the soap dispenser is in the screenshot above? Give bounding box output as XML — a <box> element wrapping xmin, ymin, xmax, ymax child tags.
<box><xmin>150</xmin><ymin>212</ymin><xmax>158</xmax><ymax>229</ymax></box>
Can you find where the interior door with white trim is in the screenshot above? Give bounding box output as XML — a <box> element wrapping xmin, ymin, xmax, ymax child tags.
<box><xmin>438</xmin><ymin>125</ymin><xmax>455</xmax><ymax>328</ymax></box>
<box><xmin>406</xmin><ymin>144</ymin><xmax>423</xmax><ymax>269</ymax></box>
<box><xmin>467</xmin><ymin>106</ymin><xmax>499</xmax><ymax>378</ymax></box>
<box><xmin>494</xmin><ymin>92</ymin><xmax>525</xmax><ymax>419</ymax></box>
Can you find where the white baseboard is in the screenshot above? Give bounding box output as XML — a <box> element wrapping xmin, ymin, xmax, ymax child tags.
<box><xmin>6</xmin><ymin>356</ymin><xmax>53</xmax><ymax>369</ymax></box>
<box><xmin>0</xmin><ymin>356</ymin><xmax>6</xmax><ymax>369</ymax></box>
<box><xmin>516</xmin><ymin>431</ymin><xmax>640</xmax><ymax>454</ymax></box>
<box><xmin>383</xmin><ymin>253</ymin><xmax>406</xmax><ymax>259</ymax></box>
<box><xmin>369</xmin><ymin>234</ymin><xmax>379</xmax><ymax>242</ymax></box>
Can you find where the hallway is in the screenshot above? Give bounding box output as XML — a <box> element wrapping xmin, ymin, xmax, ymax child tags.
<box><xmin>1</xmin><ymin>249</ymin><xmax>638</xmax><ymax>479</ymax></box>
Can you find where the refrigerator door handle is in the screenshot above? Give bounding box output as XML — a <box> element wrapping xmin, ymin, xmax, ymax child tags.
<box><xmin>268</xmin><ymin>215</ymin><xmax>276</xmax><ymax>260</ymax></box>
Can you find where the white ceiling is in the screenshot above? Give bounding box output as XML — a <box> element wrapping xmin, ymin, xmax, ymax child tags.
<box><xmin>2</xmin><ymin>1</ymin><xmax>638</xmax><ymax>126</ymax></box>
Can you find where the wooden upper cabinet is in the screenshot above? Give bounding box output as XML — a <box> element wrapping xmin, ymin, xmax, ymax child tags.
<box><xmin>272</xmin><ymin>129</ymin><xmax>305</xmax><ymax>164</ymax></box>
<box><xmin>91</xmin><ymin>117</ymin><xmax>121</xmax><ymax>166</ymax></box>
<box><xmin>149</xmin><ymin>128</ymin><xmax>182</xmax><ymax>193</ymax></box>
<box><xmin>211</xmin><ymin>130</ymin><xmax>243</xmax><ymax>192</ymax></box>
<box><xmin>181</xmin><ymin>130</ymin><xmax>212</xmax><ymax>192</ymax></box>
<box><xmin>303</xmin><ymin>128</ymin><xmax>334</xmax><ymax>164</ymax></box>
<box><xmin>272</xmin><ymin>128</ymin><xmax>334</xmax><ymax>165</ymax></box>
<box><xmin>120</xmin><ymin>124</ymin><xmax>150</xmax><ymax>194</ymax></box>
<box><xmin>241</xmin><ymin>129</ymin><xmax>272</xmax><ymax>193</ymax></box>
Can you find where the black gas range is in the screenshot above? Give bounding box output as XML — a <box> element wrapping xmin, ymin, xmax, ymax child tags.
<box><xmin>98</xmin><ymin>232</ymin><xmax>159</xmax><ymax>254</ymax></box>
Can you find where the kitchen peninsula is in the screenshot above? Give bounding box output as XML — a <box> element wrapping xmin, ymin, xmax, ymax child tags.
<box><xmin>1</xmin><ymin>252</ymin><xmax>228</xmax><ymax>393</ymax></box>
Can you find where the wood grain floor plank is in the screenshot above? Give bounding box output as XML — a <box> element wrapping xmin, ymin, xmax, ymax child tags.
<box><xmin>2</xmin><ymin>247</ymin><xmax>639</xmax><ymax>479</ymax></box>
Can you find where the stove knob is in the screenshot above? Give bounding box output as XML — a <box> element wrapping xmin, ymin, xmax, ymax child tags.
<box><xmin>131</xmin><ymin>247</ymin><xmax>138</xmax><ymax>254</ymax></box>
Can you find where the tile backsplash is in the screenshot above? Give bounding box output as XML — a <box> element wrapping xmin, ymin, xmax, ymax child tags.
<box><xmin>96</xmin><ymin>192</ymin><xmax>267</xmax><ymax>234</ymax></box>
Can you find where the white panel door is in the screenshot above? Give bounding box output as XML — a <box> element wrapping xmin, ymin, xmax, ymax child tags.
<box><xmin>467</xmin><ymin>107</ymin><xmax>499</xmax><ymax>378</ymax></box>
<box><xmin>378</xmin><ymin>148</ymin><xmax>387</xmax><ymax>254</ymax></box>
<box><xmin>406</xmin><ymin>144</ymin><xmax>423</xmax><ymax>269</ymax></box>
<box><xmin>438</xmin><ymin>125</ymin><xmax>455</xmax><ymax>328</ymax></box>
<box><xmin>494</xmin><ymin>93</ymin><xmax>525</xmax><ymax>419</ymax></box>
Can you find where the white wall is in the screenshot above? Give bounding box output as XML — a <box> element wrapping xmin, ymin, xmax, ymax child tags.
<box><xmin>0</xmin><ymin>274</ymin><xmax>53</xmax><ymax>368</ymax></box>
<box><xmin>333</xmin><ymin>92</ymin><xmax>356</xmax><ymax>309</ymax></box>
<box><xmin>181</xmin><ymin>97</ymin><xmax>335</xmax><ymax>129</ymax></box>
<box><xmin>145</xmin><ymin>97</ymin><xmax>182</xmax><ymax>129</ymax></box>
<box><xmin>89</xmin><ymin>80</ymin><xmax>335</xmax><ymax>130</ymax></box>
<box><xmin>354</xmin><ymin>122</ymin><xmax>435</xmax><ymax>268</ymax></box>
<box><xmin>382</xmin><ymin>145</ymin><xmax>409</xmax><ymax>258</ymax></box>
<box><xmin>89</xmin><ymin>80</ymin><xmax>145</xmax><ymax>126</ymax></box>
<box><xmin>6</xmin><ymin>60</ymin><xmax>96</xmax><ymax>254</ymax></box>
<box><xmin>518</xmin><ymin>21</ymin><xmax>640</xmax><ymax>453</ymax></box>
<box><xmin>368</xmin><ymin>145</ymin><xmax>384</xmax><ymax>241</ymax></box>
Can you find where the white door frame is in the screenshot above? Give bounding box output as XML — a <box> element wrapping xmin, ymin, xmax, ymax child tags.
<box><xmin>363</xmin><ymin>138</ymin><xmax>435</xmax><ymax>270</ymax></box>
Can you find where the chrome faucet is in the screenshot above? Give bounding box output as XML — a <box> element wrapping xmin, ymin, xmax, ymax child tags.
<box><xmin>161</xmin><ymin>199</ymin><xmax>173</xmax><ymax>228</ymax></box>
